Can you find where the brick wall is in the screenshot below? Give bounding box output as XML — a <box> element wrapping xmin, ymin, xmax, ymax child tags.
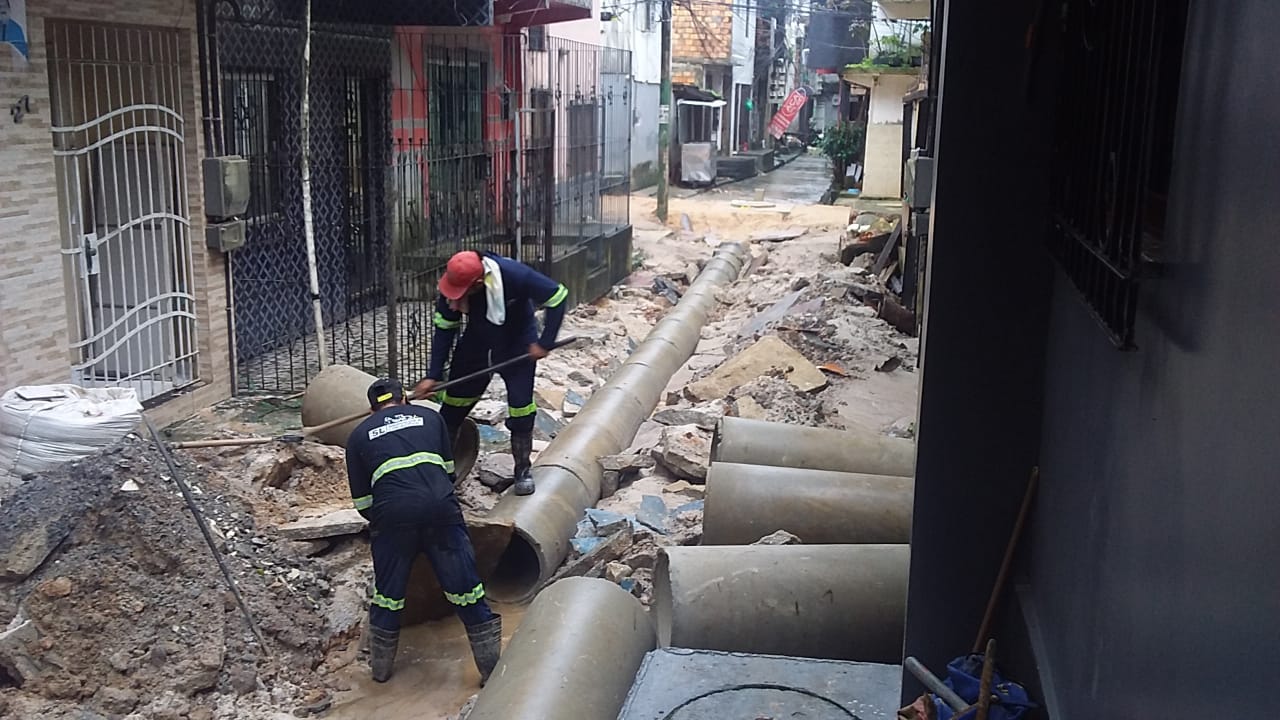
<box><xmin>0</xmin><ymin>0</ymin><xmax>232</xmax><ymax>421</ymax></box>
<box><xmin>672</xmin><ymin>1</ymin><xmax>732</xmax><ymax>65</ymax></box>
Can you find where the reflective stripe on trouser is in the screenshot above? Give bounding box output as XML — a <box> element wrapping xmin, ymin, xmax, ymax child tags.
<box><xmin>369</xmin><ymin>522</ymin><xmax>497</xmax><ymax>632</ymax></box>
<box><xmin>438</xmin><ymin>341</ymin><xmax>538</xmax><ymax>436</ymax></box>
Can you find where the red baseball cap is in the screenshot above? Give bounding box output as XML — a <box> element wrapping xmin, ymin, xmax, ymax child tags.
<box><xmin>439</xmin><ymin>251</ymin><xmax>484</xmax><ymax>300</ymax></box>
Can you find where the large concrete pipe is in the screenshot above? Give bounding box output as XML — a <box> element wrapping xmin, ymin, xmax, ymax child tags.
<box><xmin>654</xmin><ymin>544</ymin><xmax>909</xmax><ymax>663</ymax></box>
<box><xmin>300</xmin><ymin>363</ymin><xmax>480</xmax><ymax>481</ymax></box>
<box><xmin>711</xmin><ymin>416</ymin><xmax>916</xmax><ymax>477</ymax></box>
<box><xmin>702</xmin><ymin>462</ymin><xmax>914</xmax><ymax>545</ymax></box>
<box><xmin>467</xmin><ymin>577</ymin><xmax>656</xmax><ymax>720</ymax></box>
<box><xmin>487</xmin><ymin>243</ymin><xmax>749</xmax><ymax>602</ymax></box>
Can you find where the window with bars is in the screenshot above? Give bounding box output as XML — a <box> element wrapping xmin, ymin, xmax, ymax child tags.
<box><xmin>221</xmin><ymin>70</ymin><xmax>282</xmax><ymax>222</ymax></box>
<box><xmin>1046</xmin><ymin>0</ymin><xmax>1189</xmax><ymax>349</ymax></box>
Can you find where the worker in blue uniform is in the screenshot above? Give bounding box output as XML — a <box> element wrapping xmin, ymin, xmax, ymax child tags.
<box><xmin>413</xmin><ymin>249</ymin><xmax>569</xmax><ymax>497</ymax></box>
<box><xmin>346</xmin><ymin>378</ymin><xmax>503</xmax><ymax>685</ymax></box>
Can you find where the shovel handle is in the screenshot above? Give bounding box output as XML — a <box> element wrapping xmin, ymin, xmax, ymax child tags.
<box><xmin>300</xmin><ymin>336</ymin><xmax>582</xmax><ymax>437</ymax></box>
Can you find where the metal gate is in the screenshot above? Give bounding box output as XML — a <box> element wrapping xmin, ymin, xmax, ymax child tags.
<box><xmin>46</xmin><ymin>20</ymin><xmax>200</xmax><ymax>401</ymax></box>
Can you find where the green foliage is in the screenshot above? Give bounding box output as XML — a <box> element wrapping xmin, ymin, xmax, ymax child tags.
<box><xmin>820</xmin><ymin>121</ymin><xmax>866</xmax><ymax>175</ymax></box>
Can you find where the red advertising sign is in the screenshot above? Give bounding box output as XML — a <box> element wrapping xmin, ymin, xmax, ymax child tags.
<box><xmin>768</xmin><ymin>86</ymin><xmax>811</xmax><ymax>139</ymax></box>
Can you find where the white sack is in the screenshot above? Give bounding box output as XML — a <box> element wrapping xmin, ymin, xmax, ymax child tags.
<box><xmin>0</xmin><ymin>384</ymin><xmax>143</xmax><ymax>478</ymax></box>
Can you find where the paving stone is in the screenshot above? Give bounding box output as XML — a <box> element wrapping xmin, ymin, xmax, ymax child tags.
<box><xmin>276</xmin><ymin>509</ymin><xmax>367</xmax><ymax>541</ymax></box>
<box><xmin>686</xmin><ymin>335</ymin><xmax>827</xmax><ymax>401</ymax></box>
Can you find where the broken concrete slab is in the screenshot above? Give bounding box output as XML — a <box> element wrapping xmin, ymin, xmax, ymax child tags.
<box><xmin>469</xmin><ymin>400</ymin><xmax>509</xmax><ymax>426</ymax></box>
<box><xmin>652</xmin><ymin>425</ymin><xmax>712</xmax><ymax>482</ymax></box>
<box><xmin>651</xmin><ymin>408</ymin><xmax>719</xmax><ymax>430</ymax></box>
<box><xmin>276</xmin><ymin>509</ymin><xmax>367</xmax><ymax>541</ymax></box>
<box><xmin>737</xmin><ymin>290</ymin><xmax>805</xmax><ymax>338</ymax></box>
<box><xmin>599</xmin><ymin>453</ymin><xmax>656</xmax><ymax>473</ymax></box>
<box><xmin>585</xmin><ymin>508</ymin><xmax>632</xmax><ymax>537</ymax></box>
<box><xmin>0</xmin><ymin>619</ymin><xmax>47</xmax><ymax>686</ymax></box>
<box><xmin>549</xmin><ymin>529</ymin><xmax>634</xmax><ymax>584</ymax></box>
<box><xmin>626</xmin><ymin>420</ymin><xmax>665</xmax><ymax>455</ymax></box>
<box><xmin>535</xmin><ymin>388</ymin><xmax>567</xmax><ymax>416</ymax></box>
<box><xmin>662</xmin><ymin>480</ymin><xmax>705</xmax><ymax>497</ymax></box>
<box><xmin>477</xmin><ymin>454</ymin><xmax>516</xmax><ymax>490</ymax></box>
<box><xmin>734</xmin><ymin>396</ymin><xmax>768</xmax><ymax>420</ymax></box>
<box><xmin>635</xmin><ymin>495</ymin><xmax>671</xmax><ymax>534</ymax></box>
<box><xmin>750</xmin><ymin>226</ymin><xmax>808</xmax><ymax>242</ymax></box>
<box><xmin>402</xmin><ymin>514</ymin><xmax>515</xmax><ymax>626</ymax></box>
<box><xmin>754</xmin><ymin>530</ymin><xmax>803</xmax><ymax>545</ymax></box>
<box><xmin>686</xmin><ymin>335</ymin><xmax>828</xmax><ymax>401</ymax></box>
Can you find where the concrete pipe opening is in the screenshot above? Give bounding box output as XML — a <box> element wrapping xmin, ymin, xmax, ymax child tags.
<box><xmin>486</xmin><ymin>528</ymin><xmax>542</xmax><ymax>602</ymax></box>
<box><xmin>654</xmin><ymin>550</ymin><xmax>676</xmax><ymax>646</ymax></box>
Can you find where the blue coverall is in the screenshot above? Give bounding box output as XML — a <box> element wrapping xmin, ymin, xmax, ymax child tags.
<box><xmin>426</xmin><ymin>252</ymin><xmax>569</xmax><ymax>435</ymax></box>
<box><xmin>346</xmin><ymin>403</ymin><xmax>496</xmax><ymax>632</ymax></box>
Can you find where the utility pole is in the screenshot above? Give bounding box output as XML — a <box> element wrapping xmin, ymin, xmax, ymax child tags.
<box><xmin>656</xmin><ymin>0</ymin><xmax>672</xmax><ymax>222</ymax></box>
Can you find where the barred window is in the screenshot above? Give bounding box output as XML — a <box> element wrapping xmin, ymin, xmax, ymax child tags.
<box><xmin>1046</xmin><ymin>0</ymin><xmax>1189</xmax><ymax>349</ymax></box>
<box><xmin>221</xmin><ymin>70</ymin><xmax>282</xmax><ymax>222</ymax></box>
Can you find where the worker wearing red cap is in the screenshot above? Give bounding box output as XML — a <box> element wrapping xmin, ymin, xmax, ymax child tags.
<box><xmin>414</xmin><ymin>250</ymin><xmax>569</xmax><ymax>496</ymax></box>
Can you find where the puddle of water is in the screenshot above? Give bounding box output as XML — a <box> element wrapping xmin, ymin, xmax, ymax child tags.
<box><xmin>328</xmin><ymin>602</ymin><xmax>527</xmax><ymax>720</ymax></box>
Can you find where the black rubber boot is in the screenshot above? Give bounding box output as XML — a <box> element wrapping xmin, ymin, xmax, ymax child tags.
<box><xmin>510</xmin><ymin>431</ymin><xmax>536</xmax><ymax>496</ymax></box>
<box><xmin>466</xmin><ymin>615</ymin><xmax>503</xmax><ymax>686</ymax></box>
<box><xmin>368</xmin><ymin>625</ymin><xmax>399</xmax><ymax>683</ymax></box>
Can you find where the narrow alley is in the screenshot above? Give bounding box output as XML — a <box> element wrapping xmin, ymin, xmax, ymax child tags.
<box><xmin>0</xmin><ymin>155</ymin><xmax>922</xmax><ymax>720</ymax></box>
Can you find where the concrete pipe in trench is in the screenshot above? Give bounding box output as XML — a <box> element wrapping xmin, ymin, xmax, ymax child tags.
<box><xmin>702</xmin><ymin>462</ymin><xmax>914</xmax><ymax>545</ymax></box>
<box><xmin>467</xmin><ymin>577</ymin><xmax>656</xmax><ymax>720</ymax></box>
<box><xmin>711</xmin><ymin>416</ymin><xmax>916</xmax><ymax>478</ymax></box>
<box><xmin>300</xmin><ymin>363</ymin><xmax>480</xmax><ymax>482</ymax></box>
<box><xmin>654</xmin><ymin>544</ymin><xmax>909</xmax><ymax>663</ymax></box>
<box><xmin>486</xmin><ymin>243</ymin><xmax>749</xmax><ymax>602</ymax></box>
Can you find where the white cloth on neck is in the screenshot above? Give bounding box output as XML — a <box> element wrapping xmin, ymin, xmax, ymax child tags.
<box><xmin>481</xmin><ymin>256</ymin><xmax>506</xmax><ymax>325</ymax></box>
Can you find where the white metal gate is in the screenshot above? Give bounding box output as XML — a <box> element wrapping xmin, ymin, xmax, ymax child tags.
<box><xmin>46</xmin><ymin>21</ymin><xmax>199</xmax><ymax>401</ymax></box>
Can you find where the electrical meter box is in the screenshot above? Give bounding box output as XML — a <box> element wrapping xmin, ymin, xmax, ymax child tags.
<box><xmin>202</xmin><ymin>155</ymin><xmax>250</xmax><ymax>219</ymax></box>
<box><xmin>206</xmin><ymin>219</ymin><xmax>246</xmax><ymax>253</ymax></box>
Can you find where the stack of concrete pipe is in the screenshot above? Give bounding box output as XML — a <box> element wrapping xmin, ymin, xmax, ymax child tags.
<box><xmin>484</xmin><ymin>242</ymin><xmax>749</xmax><ymax>602</ymax></box>
<box><xmin>653</xmin><ymin>416</ymin><xmax>919</xmax><ymax>664</ymax></box>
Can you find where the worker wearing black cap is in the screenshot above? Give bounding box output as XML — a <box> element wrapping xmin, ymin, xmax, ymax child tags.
<box><xmin>345</xmin><ymin>378</ymin><xmax>502</xmax><ymax>685</ymax></box>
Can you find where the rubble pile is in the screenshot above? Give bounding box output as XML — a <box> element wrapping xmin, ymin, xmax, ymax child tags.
<box><xmin>0</xmin><ymin>436</ymin><xmax>348</xmax><ymax>720</ymax></box>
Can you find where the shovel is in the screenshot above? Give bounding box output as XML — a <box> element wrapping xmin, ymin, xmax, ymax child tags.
<box><xmin>170</xmin><ymin>336</ymin><xmax>581</xmax><ymax>450</ymax></box>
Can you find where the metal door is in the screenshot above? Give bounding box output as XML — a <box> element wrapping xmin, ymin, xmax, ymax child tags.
<box><xmin>46</xmin><ymin>21</ymin><xmax>199</xmax><ymax>401</ymax></box>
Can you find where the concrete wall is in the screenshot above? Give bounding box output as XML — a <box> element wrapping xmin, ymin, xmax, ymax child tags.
<box><xmin>1027</xmin><ymin>1</ymin><xmax>1280</xmax><ymax>714</ymax></box>
<box><xmin>602</xmin><ymin>0</ymin><xmax>660</xmax><ymax>84</ymax></box>
<box><xmin>631</xmin><ymin>81</ymin><xmax>660</xmax><ymax>188</ymax></box>
<box><xmin>845</xmin><ymin>71</ymin><xmax>916</xmax><ymax>198</ymax></box>
<box><xmin>0</xmin><ymin>0</ymin><xmax>231</xmax><ymax>422</ymax></box>
<box><xmin>909</xmin><ymin>0</ymin><xmax>1280</xmax><ymax>716</ymax></box>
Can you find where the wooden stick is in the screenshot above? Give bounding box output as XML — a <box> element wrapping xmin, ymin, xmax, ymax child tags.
<box><xmin>973</xmin><ymin>467</ymin><xmax>1039</xmax><ymax>654</ymax></box>
<box><xmin>975</xmin><ymin>639</ymin><xmax>997</xmax><ymax>720</ymax></box>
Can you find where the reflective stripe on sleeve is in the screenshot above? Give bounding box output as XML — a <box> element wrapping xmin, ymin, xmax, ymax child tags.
<box><xmin>542</xmin><ymin>284</ymin><xmax>568</xmax><ymax>309</ymax></box>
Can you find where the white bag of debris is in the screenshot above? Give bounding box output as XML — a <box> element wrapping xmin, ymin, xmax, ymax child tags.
<box><xmin>0</xmin><ymin>385</ymin><xmax>143</xmax><ymax>478</ymax></box>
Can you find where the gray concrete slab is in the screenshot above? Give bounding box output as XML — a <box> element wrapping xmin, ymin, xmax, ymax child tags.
<box><xmin>617</xmin><ymin>647</ymin><xmax>902</xmax><ymax>720</ymax></box>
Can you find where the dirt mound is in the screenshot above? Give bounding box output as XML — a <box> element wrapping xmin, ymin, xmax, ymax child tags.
<box><xmin>0</xmin><ymin>437</ymin><xmax>333</xmax><ymax>718</ymax></box>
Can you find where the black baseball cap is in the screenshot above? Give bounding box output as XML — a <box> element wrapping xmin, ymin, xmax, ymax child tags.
<box><xmin>367</xmin><ymin>378</ymin><xmax>405</xmax><ymax>409</ymax></box>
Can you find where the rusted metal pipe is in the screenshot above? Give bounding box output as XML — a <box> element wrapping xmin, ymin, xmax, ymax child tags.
<box><xmin>702</xmin><ymin>462</ymin><xmax>914</xmax><ymax>545</ymax></box>
<box><xmin>486</xmin><ymin>243</ymin><xmax>748</xmax><ymax>602</ymax></box>
<box><xmin>467</xmin><ymin>577</ymin><xmax>656</xmax><ymax>720</ymax></box>
<box><xmin>711</xmin><ymin>416</ymin><xmax>916</xmax><ymax>477</ymax></box>
<box><xmin>654</xmin><ymin>544</ymin><xmax>909</xmax><ymax>663</ymax></box>
<box><xmin>300</xmin><ymin>364</ymin><xmax>480</xmax><ymax>482</ymax></box>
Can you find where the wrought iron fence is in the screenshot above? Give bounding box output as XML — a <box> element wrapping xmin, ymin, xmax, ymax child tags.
<box><xmin>204</xmin><ymin>10</ymin><xmax>633</xmax><ymax>392</ymax></box>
